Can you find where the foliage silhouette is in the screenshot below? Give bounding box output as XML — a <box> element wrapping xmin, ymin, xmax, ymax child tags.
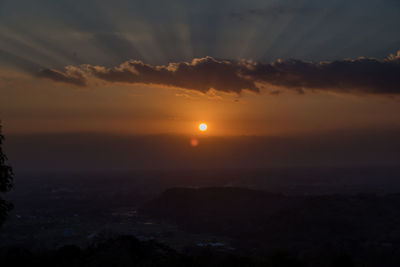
<box><xmin>0</xmin><ymin>235</ymin><xmax>309</xmax><ymax>267</ymax></box>
<box><xmin>0</xmin><ymin>121</ymin><xmax>14</xmax><ymax>226</ymax></box>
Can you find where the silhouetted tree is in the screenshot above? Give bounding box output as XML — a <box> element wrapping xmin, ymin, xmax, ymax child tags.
<box><xmin>0</xmin><ymin>122</ymin><xmax>13</xmax><ymax>226</ymax></box>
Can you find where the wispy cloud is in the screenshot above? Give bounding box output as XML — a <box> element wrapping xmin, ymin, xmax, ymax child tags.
<box><xmin>38</xmin><ymin>66</ymin><xmax>87</xmax><ymax>86</ymax></box>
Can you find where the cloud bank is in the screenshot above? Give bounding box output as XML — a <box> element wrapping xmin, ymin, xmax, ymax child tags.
<box><xmin>38</xmin><ymin>51</ymin><xmax>400</xmax><ymax>95</ymax></box>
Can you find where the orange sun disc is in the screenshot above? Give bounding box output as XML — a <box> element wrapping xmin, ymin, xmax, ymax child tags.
<box><xmin>199</xmin><ymin>123</ymin><xmax>208</xmax><ymax>131</ymax></box>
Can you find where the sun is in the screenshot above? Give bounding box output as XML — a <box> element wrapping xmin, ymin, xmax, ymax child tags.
<box><xmin>199</xmin><ymin>123</ymin><xmax>208</xmax><ymax>132</ymax></box>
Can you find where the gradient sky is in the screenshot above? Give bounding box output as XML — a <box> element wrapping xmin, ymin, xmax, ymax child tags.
<box><xmin>1</xmin><ymin>0</ymin><xmax>400</xmax><ymax>137</ymax></box>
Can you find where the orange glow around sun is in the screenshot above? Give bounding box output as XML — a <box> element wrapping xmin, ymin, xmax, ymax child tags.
<box><xmin>199</xmin><ymin>123</ymin><xmax>208</xmax><ymax>131</ymax></box>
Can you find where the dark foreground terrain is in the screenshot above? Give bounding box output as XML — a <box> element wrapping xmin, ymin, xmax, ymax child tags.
<box><xmin>2</xmin><ymin>168</ymin><xmax>400</xmax><ymax>266</ymax></box>
<box><xmin>3</xmin><ymin>185</ymin><xmax>399</xmax><ymax>266</ymax></box>
<box><xmin>1</xmin><ymin>235</ymin><xmax>314</xmax><ymax>267</ymax></box>
<box><xmin>144</xmin><ymin>187</ymin><xmax>400</xmax><ymax>266</ymax></box>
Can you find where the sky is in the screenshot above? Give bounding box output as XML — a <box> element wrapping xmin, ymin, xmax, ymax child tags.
<box><xmin>1</xmin><ymin>0</ymin><xmax>400</xmax><ymax>170</ymax></box>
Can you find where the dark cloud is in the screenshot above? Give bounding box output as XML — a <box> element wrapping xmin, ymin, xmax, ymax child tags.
<box><xmin>246</xmin><ymin>52</ymin><xmax>400</xmax><ymax>94</ymax></box>
<box><xmin>38</xmin><ymin>67</ymin><xmax>86</xmax><ymax>86</ymax></box>
<box><xmin>38</xmin><ymin>51</ymin><xmax>400</xmax><ymax>95</ymax></box>
<box><xmin>87</xmin><ymin>57</ymin><xmax>259</xmax><ymax>93</ymax></box>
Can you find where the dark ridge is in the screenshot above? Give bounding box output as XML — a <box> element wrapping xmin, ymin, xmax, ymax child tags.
<box><xmin>143</xmin><ymin>187</ymin><xmax>400</xmax><ymax>255</ymax></box>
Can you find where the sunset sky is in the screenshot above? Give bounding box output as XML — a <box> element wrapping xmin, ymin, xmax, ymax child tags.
<box><xmin>1</xmin><ymin>0</ymin><xmax>400</xmax><ymax>137</ymax></box>
<box><xmin>1</xmin><ymin>0</ymin><xmax>400</xmax><ymax>172</ymax></box>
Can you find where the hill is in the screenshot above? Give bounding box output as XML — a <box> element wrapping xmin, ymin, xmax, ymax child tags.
<box><xmin>143</xmin><ymin>187</ymin><xmax>400</xmax><ymax>265</ymax></box>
